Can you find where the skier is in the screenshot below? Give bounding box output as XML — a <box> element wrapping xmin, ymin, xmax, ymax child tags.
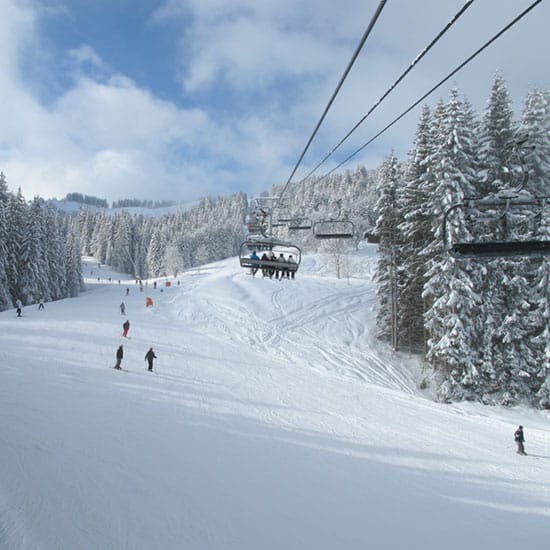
<box><xmin>122</xmin><ymin>319</ymin><xmax>130</xmax><ymax>338</ymax></box>
<box><xmin>514</xmin><ymin>425</ymin><xmax>526</xmax><ymax>455</ymax></box>
<box><xmin>120</xmin><ymin>302</ymin><xmax>126</xmax><ymax>315</ymax></box>
<box><xmin>144</xmin><ymin>347</ymin><xmax>157</xmax><ymax>372</ymax></box>
<box><xmin>38</xmin><ymin>298</ymin><xmax>45</xmax><ymax>310</ymax></box>
<box><xmin>114</xmin><ymin>345</ymin><xmax>123</xmax><ymax>370</ymax></box>
<box><xmin>126</xmin><ymin>287</ymin><xmax>130</xmax><ymax>296</ymax></box>
<box><xmin>15</xmin><ymin>298</ymin><xmax>23</xmax><ymax>317</ymax></box>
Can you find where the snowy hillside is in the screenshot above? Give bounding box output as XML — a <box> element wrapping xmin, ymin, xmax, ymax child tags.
<box><xmin>1</xmin><ymin>244</ymin><xmax>549</xmax><ymax>550</ymax></box>
<box><xmin>48</xmin><ymin>198</ymin><xmax>198</xmax><ymax>217</ymax></box>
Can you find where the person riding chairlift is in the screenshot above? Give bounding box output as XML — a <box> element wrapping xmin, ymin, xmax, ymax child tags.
<box><xmin>249</xmin><ymin>250</ymin><xmax>259</xmax><ymax>277</ymax></box>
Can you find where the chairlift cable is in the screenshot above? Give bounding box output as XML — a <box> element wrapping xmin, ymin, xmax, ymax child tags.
<box><xmin>318</xmin><ymin>0</ymin><xmax>543</xmax><ymax>182</ymax></box>
<box><xmin>301</xmin><ymin>0</ymin><xmax>474</xmax><ymax>182</ymax></box>
<box><xmin>278</xmin><ymin>0</ymin><xmax>388</xmax><ymax>202</ymax></box>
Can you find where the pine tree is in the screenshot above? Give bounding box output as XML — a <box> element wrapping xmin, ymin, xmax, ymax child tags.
<box><xmin>147</xmin><ymin>226</ymin><xmax>167</xmax><ymax>277</ymax></box>
<box><xmin>532</xmin><ymin>259</ymin><xmax>550</xmax><ymax>407</ymax></box>
<box><xmin>421</xmin><ymin>90</ymin><xmax>482</xmax><ymax>400</ymax></box>
<box><xmin>0</xmin><ymin>172</ymin><xmax>13</xmax><ymax>310</ymax></box>
<box><xmin>111</xmin><ymin>211</ymin><xmax>136</xmax><ymax>275</ymax></box>
<box><xmin>5</xmin><ymin>188</ymin><xmax>27</xmax><ymax>302</ymax></box>
<box><xmin>398</xmin><ymin>105</ymin><xmax>433</xmax><ymax>352</ymax></box>
<box><xmin>44</xmin><ymin>204</ymin><xmax>67</xmax><ymax>301</ymax></box>
<box><xmin>65</xmin><ymin>220</ymin><xmax>83</xmax><ymax>297</ymax></box>
<box><xmin>478</xmin><ymin>73</ymin><xmax>517</xmax><ymax>195</ymax></box>
<box><xmin>19</xmin><ymin>197</ymin><xmax>48</xmax><ymax>304</ymax></box>
<box><xmin>373</xmin><ymin>152</ymin><xmax>402</xmax><ymax>348</ymax></box>
<box><xmin>520</xmin><ymin>90</ymin><xmax>550</xmax><ymax>197</ymax></box>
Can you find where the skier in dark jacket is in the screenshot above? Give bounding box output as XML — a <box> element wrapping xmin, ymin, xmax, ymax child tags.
<box><xmin>114</xmin><ymin>345</ymin><xmax>124</xmax><ymax>370</ymax></box>
<box><xmin>122</xmin><ymin>319</ymin><xmax>130</xmax><ymax>337</ymax></box>
<box><xmin>145</xmin><ymin>347</ymin><xmax>157</xmax><ymax>372</ymax></box>
<box><xmin>514</xmin><ymin>425</ymin><xmax>526</xmax><ymax>455</ymax></box>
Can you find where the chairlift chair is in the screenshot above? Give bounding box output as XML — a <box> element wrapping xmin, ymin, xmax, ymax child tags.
<box><xmin>313</xmin><ymin>219</ymin><xmax>355</xmax><ymax>239</ymax></box>
<box><xmin>276</xmin><ymin>213</ymin><xmax>293</xmax><ymax>224</ymax></box>
<box><xmin>245</xmin><ymin>209</ymin><xmax>268</xmax><ymax>236</ymax></box>
<box><xmin>288</xmin><ymin>217</ymin><xmax>312</xmax><ymax>231</ymax></box>
<box><xmin>443</xmin><ymin>195</ymin><xmax>550</xmax><ymax>259</ymax></box>
<box><xmin>239</xmin><ymin>238</ymin><xmax>302</xmax><ymax>274</ymax></box>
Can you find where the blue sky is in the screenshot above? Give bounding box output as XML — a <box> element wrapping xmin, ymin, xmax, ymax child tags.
<box><xmin>1</xmin><ymin>0</ymin><xmax>549</xmax><ymax>203</ymax></box>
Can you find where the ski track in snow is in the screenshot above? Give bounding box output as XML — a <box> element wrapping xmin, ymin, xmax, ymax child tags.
<box><xmin>166</xmin><ymin>262</ymin><xmax>417</xmax><ymax>394</ymax></box>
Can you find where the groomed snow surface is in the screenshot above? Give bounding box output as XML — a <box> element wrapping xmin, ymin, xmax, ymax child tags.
<box><xmin>1</xmin><ymin>244</ymin><xmax>549</xmax><ymax>550</ymax></box>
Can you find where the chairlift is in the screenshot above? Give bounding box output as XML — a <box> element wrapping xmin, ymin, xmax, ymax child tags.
<box><xmin>239</xmin><ymin>238</ymin><xmax>302</xmax><ymax>275</ymax></box>
<box><xmin>443</xmin><ymin>195</ymin><xmax>550</xmax><ymax>259</ymax></box>
<box><xmin>288</xmin><ymin>217</ymin><xmax>312</xmax><ymax>231</ymax></box>
<box><xmin>245</xmin><ymin>208</ymin><xmax>268</xmax><ymax>236</ymax></box>
<box><xmin>276</xmin><ymin>213</ymin><xmax>293</xmax><ymax>224</ymax></box>
<box><xmin>313</xmin><ymin>219</ymin><xmax>355</xmax><ymax>239</ymax></box>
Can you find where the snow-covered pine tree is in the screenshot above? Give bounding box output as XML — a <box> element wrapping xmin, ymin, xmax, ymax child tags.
<box><xmin>111</xmin><ymin>210</ymin><xmax>136</xmax><ymax>275</ymax></box>
<box><xmin>89</xmin><ymin>212</ymin><xmax>112</xmax><ymax>263</ymax></box>
<box><xmin>5</xmin><ymin>188</ymin><xmax>27</xmax><ymax>303</ymax></box>
<box><xmin>478</xmin><ymin>73</ymin><xmax>518</xmax><ymax>195</ymax></box>
<box><xmin>520</xmin><ymin>89</ymin><xmax>550</xmax><ymax>197</ymax></box>
<box><xmin>421</xmin><ymin>90</ymin><xmax>482</xmax><ymax>401</ymax></box>
<box><xmin>474</xmin><ymin>75</ymin><xmax>520</xmax><ymax>403</ymax></box>
<box><xmin>64</xmin><ymin>219</ymin><xmax>83</xmax><ymax>297</ymax></box>
<box><xmin>398</xmin><ymin>105</ymin><xmax>433</xmax><ymax>352</ymax></box>
<box><xmin>44</xmin><ymin>204</ymin><xmax>67</xmax><ymax>301</ymax></box>
<box><xmin>146</xmin><ymin>226</ymin><xmax>167</xmax><ymax>277</ymax></box>
<box><xmin>0</xmin><ymin>172</ymin><xmax>12</xmax><ymax>311</ymax></box>
<box><xmin>76</xmin><ymin>208</ymin><xmax>96</xmax><ymax>256</ymax></box>
<box><xmin>373</xmin><ymin>152</ymin><xmax>402</xmax><ymax>349</ymax></box>
<box><xmin>18</xmin><ymin>197</ymin><xmax>48</xmax><ymax>304</ymax></box>
<box><xmin>534</xmin><ymin>259</ymin><xmax>550</xmax><ymax>408</ymax></box>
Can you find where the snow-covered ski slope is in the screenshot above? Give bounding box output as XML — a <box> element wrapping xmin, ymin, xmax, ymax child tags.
<box><xmin>1</xmin><ymin>244</ymin><xmax>549</xmax><ymax>550</ymax></box>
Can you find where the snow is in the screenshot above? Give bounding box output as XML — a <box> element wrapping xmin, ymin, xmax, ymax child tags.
<box><xmin>47</xmin><ymin>198</ymin><xmax>198</xmax><ymax>216</ymax></box>
<box><xmin>1</xmin><ymin>244</ymin><xmax>549</xmax><ymax>550</ymax></box>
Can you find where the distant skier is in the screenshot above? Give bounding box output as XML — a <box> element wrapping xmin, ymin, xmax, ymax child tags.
<box><xmin>126</xmin><ymin>287</ymin><xmax>130</xmax><ymax>296</ymax></box>
<box><xmin>122</xmin><ymin>319</ymin><xmax>130</xmax><ymax>338</ymax></box>
<box><xmin>514</xmin><ymin>425</ymin><xmax>526</xmax><ymax>455</ymax></box>
<box><xmin>38</xmin><ymin>298</ymin><xmax>45</xmax><ymax>310</ymax></box>
<box><xmin>145</xmin><ymin>347</ymin><xmax>157</xmax><ymax>372</ymax></box>
<box><xmin>114</xmin><ymin>345</ymin><xmax>123</xmax><ymax>370</ymax></box>
<box><xmin>15</xmin><ymin>298</ymin><xmax>23</xmax><ymax>317</ymax></box>
<box><xmin>120</xmin><ymin>302</ymin><xmax>126</xmax><ymax>315</ymax></box>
